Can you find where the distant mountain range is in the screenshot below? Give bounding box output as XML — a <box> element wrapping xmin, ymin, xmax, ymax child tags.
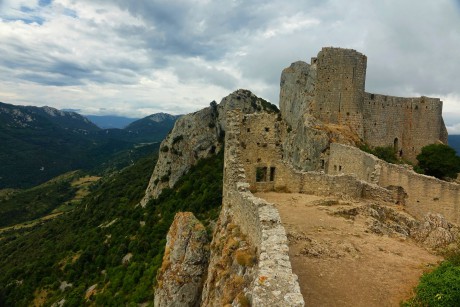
<box><xmin>0</xmin><ymin>102</ymin><xmax>179</xmax><ymax>188</ymax></box>
<box><xmin>85</xmin><ymin>115</ymin><xmax>140</xmax><ymax>129</ymax></box>
<box><xmin>449</xmin><ymin>135</ymin><xmax>460</xmax><ymax>155</ymax></box>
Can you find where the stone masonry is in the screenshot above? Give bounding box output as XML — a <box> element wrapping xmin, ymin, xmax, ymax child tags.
<box><xmin>281</xmin><ymin>47</ymin><xmax>448</xmax><ymax>163</ymax></box>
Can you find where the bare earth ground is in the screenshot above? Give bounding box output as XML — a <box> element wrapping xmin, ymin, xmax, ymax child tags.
<box><xmin>256</xmin><ymin>192</ymin><xmax>442</xmax><ymax>307</ymax></box>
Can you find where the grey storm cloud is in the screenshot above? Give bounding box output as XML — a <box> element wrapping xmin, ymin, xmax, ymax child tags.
<box><xmin>0</xmin><ymin>0</ymin><xmax>460</xmax><ymax>130</ymax></box>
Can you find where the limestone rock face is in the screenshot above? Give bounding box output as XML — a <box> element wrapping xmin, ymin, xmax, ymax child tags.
<box><xmin>412</xmin><ymin>213</ymin><xmax>459</xmax><ymax>248</ymax></box>
<box><xmin>282</xmin><ymin>114</ymin><xmax>330</xmax><ymax>171</ymax></box>
<box><xmin>282</xmin><ymin>113</ymin><xmax>359</xmax><ymax>172</ymax></box>
<box><xmin>154</xmin><ymin>212</ymin><xmax>210</xmax><ymax>307</ymax></box>
<box><xmin>201</xmin><ymin>208</ymin><xmax>257</xmax><ymax>307</ymax></box>
<box><xmin>279</xmin><ymin>61</ymin><xmax>316</xmax><ymax>128</ymax></box>
<box><xmin>141</xmin><ymin>89</ymin><xmax>277</xmax><ymax>204</ymax></box>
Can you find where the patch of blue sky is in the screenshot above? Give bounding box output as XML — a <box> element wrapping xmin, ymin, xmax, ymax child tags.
<box><xmin>20</xmin><ymin>6</ymin><xmax>34</xmax><ymax>13</ymax></box>
<box><xmin>39</xmin><ymin>0</ymin><xmax>52</xmax><ymax>7</ymax></box>
<box><xmin>2</xmin><ymin>15</ymin><xmax>45</xmax><ymax>25</ymax></box>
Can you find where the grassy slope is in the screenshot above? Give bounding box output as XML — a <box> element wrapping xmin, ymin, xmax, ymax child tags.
<box><xmin>0</xmin><ymin>151</ymin><xmax>223</xmax><ymax>306</ymax></box>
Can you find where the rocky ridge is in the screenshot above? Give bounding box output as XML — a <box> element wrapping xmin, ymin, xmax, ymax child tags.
<box><xmin>154</xmin><ymin>212</ymin><xmax>210</xmax><ymax>307</ymax></box>
<box><xmin>141</xmin><ymin>89</ymin><xmax>279</xmax><ymax>205</ymax></box>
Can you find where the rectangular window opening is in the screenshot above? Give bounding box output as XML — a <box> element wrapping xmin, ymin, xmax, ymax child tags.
<box><xmin>256</xmin><ymin>167</ymin><xmax>268</xmax><ymax>182</ymax></box>
<box><xmin>269</xmin><ymin>167</ymin><xmax>276</xmax><ymax>181</ymax></box>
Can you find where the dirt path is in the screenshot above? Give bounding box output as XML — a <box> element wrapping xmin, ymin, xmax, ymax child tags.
<box><xmin>256</xmin><ymin>192</ymin><xmax>441</xmax><ymax>307</ymax></box>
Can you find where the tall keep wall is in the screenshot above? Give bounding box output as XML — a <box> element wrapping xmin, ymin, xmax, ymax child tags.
<box><xmin>314</xmin><ymin>47</ymin><xmax>367</xmax><ymax>138</ymax></box>
<box><xmin>363</xmin><ymin>93</ymin><xmax>448</xmax><ymax>161</ymax></box>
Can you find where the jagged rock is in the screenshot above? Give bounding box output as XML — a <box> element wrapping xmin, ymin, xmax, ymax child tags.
<box><xmin>141</xmin><ymin>89</ymin><xmax>278</xmax><ymax>205</ymax></box>
<box><xmin>282</xmin><ymin>114</ymin><xmax>330</xmax><ymax>171</ymax></box>
<box><xmin>201</xmin><ymin>209</ymin><xmax>257</xmax><ymax>307</ymax></box>
<box><xmin>279</xmin><ymin>61</ymin><xmax>316</xmax><ymax>128</ymax></box>
<box><xmin>412</xmin><ymin>213</ymin><xmax>458</xmax><ymax>248</ymax></box>
<box><xmin>154</xmin><ymin>212</ymin><xmax>210</xmax><ymax>307</ymax></box>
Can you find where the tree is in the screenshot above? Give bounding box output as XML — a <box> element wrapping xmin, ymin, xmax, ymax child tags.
<box><xmin>416</xmin><ymin>144</ymin><xmax>460</xmax><ymax>180</ymax></box>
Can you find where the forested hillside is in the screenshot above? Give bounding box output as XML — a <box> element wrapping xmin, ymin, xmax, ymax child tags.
<box><xmin>0</xmin><ymin>102</ymin><xmax>176</xmax><ymax>189</ymax></box>
<box><xmin>0</xmin><ymin>151</ymin><xmax>223</xmax><ymax>306</ymax></box>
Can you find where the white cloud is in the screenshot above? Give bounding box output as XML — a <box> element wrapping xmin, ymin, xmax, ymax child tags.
<box><xmin>0</xmin><ymin>0</ymin><xmax>459</xmax><ymax>121</ymax></box>
<box><xmin>447</xmin><ymin>123</ymin><xmax>460</xmax><ymax>135</ymax></box>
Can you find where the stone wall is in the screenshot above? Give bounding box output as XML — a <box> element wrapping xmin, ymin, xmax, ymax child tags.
<box><xmin>222</xmin><ymin>110</ymin><xmax>304</xmax><ymax>307</ymax></box>
<box><xmin>236</xmin><ymin>112</ymin><xmax>392</xmax><ymax>202</ymax></box>
<box><xmin>314</xmin><ymin>47</ymin><xmax>367</xmax><ymax>138</ymax></box>
<box><xmin>363</xmin><ymin>93</ymin><xmax>448</xmax><ymax>162</ymax></box>
<box><xmin>279</xmin><ymin>47</ymin><xmax>448</xmax><ymax>164</ymax></box>
<box><xmin>328</xmin><ymin>143</ymin><xmax>460</xmax><ymax>224</ymax></box>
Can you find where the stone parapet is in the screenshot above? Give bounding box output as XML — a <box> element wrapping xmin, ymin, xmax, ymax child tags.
<box><xmin>222</xmin><ymin>110</ymin><xmax>305</xmax><ymax>306</ymax></box>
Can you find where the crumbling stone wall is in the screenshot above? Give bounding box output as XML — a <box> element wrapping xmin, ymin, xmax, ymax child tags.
<box><xmin>236</xmin><ymin>112</ymin><xmax>393</xmax><ymax>201</ymax></box>
<box><xmin>328</xmin><ymin>143</ymin><xmax>460</xmax><ymax>224</ymax></box>
<box><xmin>279</xmin><ymin>47</ymin><xmax>448</xmax><ymax>165</ymax></box>
<box><xmin>363</xmin><ymin>93</ymin><xmax>448</xmax><ymax>161</ymax></box>
<box><xmin>220</xmin><ymin>110</ymin><xmax>305</xmax><ymax>307</ymax></box>
<box><xmin>314</xmin><ymin>47</ymin><xmax>367</xmax><ymax>138</ymax></box>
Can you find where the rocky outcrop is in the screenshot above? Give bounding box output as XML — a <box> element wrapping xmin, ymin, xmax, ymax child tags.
<box><xmin>412</xmin><ymin>213</ymin><xmax>459</xmax><ymax>248</ymax></box>
<box><xmin>200</xmin><ymin>208</ymin><xmax>257</xmax><ymax>307</ymax></box>
<box><xmin>358</xmin><ymin>204</ymin><xmax>458</xmax><ymax>249</ymax></box>
<box><xmin>282</xmin><ymin>113</ymin><xmax>360</xmax><ymax>172</ymax></box>
<box><xmin>282</xmin><ymin>114</ymin><xmax>330</xmax><ymax>171</ymax></box>
<box><xmin>154</xmin><ymin>212</ymin><xmax>210</xmax><ymax>307</ymax></box>
<box><xmin>279</xmin><ymin>61</ymin><xmax>316</xmax><ymax>128</ymax></box>
<box><xmin>141</xmin><ymin>89</ymin><xmax>278</xmax><ymax>205</ymax></box>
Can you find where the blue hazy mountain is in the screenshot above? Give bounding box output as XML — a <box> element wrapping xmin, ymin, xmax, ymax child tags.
<box><xmin>85</xmin><ymin>115</ymin><xmax>140</xmax><ymax>129</ymax></box>
<box><xmin>448</xmin><ymin>135</ymin><xmax>460</xmax><ymax>154</ymax></box>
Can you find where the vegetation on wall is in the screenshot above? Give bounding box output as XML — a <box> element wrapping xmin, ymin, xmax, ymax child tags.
<box><xmin>359</xmin><ymin>144</ymin><xmax>399</xmax><ymax>164</ymax></box>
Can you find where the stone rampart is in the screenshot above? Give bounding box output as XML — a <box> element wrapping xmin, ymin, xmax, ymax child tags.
<box><xmin>363</xmin><ymin>93</ymin><xmax>448</xmax><ymax>162</ymax></box>
<box><xmin>222</xmin><ymin>110</ymin><xmax>304</xmax><ymax>306</ymax></box>
<box><xmin>236</xmin><ymin>112</ymin><xmax>393</xmax><ymax>202</ymax></box>
<box><xmin>328</xmin><ymin>143</ymin><xmax>460</xmax><ymax>224</ymax></box>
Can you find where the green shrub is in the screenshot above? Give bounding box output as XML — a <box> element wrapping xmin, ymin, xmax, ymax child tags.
<box><xmin>406</xmin><ymin>261</ymin><xmax>460</xmax><ymax>306</ymax></box>
<box><xmin>416</xmin><ymin>144</ymin><xmax>460</xmax><ymax>180</ymax></box>
<box><xmin>359</xmin><ymin>144</ymin><xmax>398</xmax><ymax>164</ymax></box>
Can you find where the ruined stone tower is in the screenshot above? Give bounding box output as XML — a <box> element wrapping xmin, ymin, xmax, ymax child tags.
<box><xmin>313</xmin><ymin>48</ymin><xmax>367</xmax><ymax>138</ymax></box>
<box><xmin>281</xmin><ymin>47</ymin><xmax>448</xmax><ymax>162</ymax></box>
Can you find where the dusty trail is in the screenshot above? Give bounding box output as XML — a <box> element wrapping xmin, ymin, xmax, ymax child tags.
<box><xmin>256</xmin><ymin>192</ymin><xmax>441</xmax><ymax>307</ymax></box>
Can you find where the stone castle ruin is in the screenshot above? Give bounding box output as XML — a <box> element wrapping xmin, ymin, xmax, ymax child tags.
<box><xmin>281</xmin><ymin>47</ymin><xmax>448</xmax><ymax>163</ymax></box>
<box><xmin>153</xmin><ymin>48</ymin><xmax>459</xmax><ymax>306</ymax></box>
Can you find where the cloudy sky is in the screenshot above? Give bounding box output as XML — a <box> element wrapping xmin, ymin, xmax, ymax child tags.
<box><xmin>1</xmin><ymin>0</ymin><xmax>460</xmax><ymax>133</ymax></box>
